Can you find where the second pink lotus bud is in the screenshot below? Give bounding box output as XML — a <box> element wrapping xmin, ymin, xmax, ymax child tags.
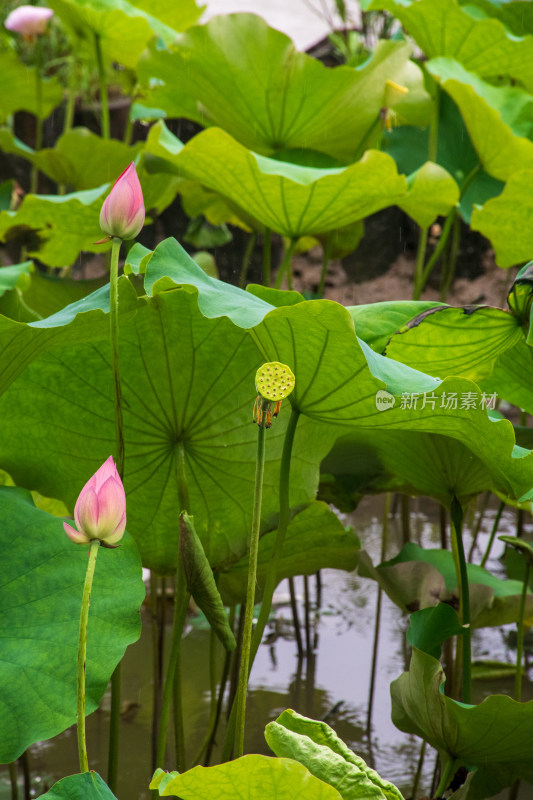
<box><xmin>5</xmin><ymin>5</ymin><xmax>53</xmax><ymax>41</ymax></box>
<box><xmin>63</xmin><ymin>456</ymin><xmax>127</xmax><ymax>546</ymax></box>
<box><xmin>99</xmin><ymin>162</ymin><xmax>145</xmax><ymax>241</ymax></box>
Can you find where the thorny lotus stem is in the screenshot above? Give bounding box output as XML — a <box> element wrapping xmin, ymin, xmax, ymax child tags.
<box><xmin>107</xmin><ymin>236</ymin><xmax>124</xmax><ymax>792</ymax></box>
<box><xmin>450</xmin><ymin>496</ymin><xmax>471</xmax><ymax>704</ymax></box>
<box><xmin>234</xmin><ymin>397</ymin><xmax>269</xmax><ymax>758</ymax></box>
<box><xmin>77</xmin><ymin>539</ymin><xmax>100</xmax><ymax>773</ymax></box>
<box><xmin>94</xmin><ymin>32</ymin><xmax>110</xmax><ymax>139</ymax></box>
<box><xmin>109</xmin><ymin>236</ymin><xmax>125</xmax><ymax>477</ymax></box>
<box><xmin>30</xmin><ymin>37</ymin><xmax>43</xmax><ymax>195</ymax></box>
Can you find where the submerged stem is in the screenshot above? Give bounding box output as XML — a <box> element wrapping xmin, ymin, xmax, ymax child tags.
<box><xmin>77</xmin><ymin>539</ymin><xmax>100</xmax><ymax>773</ymax></box>
<box><xmin>234</xmin><ymin>398</ymin><xmax>269</xmax><ymax>758</ymax></box>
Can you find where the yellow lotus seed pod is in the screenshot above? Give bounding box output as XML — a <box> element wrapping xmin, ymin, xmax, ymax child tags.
<box><xmin>255</xmin><ymin>362</ymin><xmax>295</xmax><ymax>402</ymax></box>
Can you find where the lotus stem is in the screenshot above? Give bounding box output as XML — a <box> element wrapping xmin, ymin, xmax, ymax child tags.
<box><xmin>413</xmin><ymin>227</ymin><xmax>429</xmax><ymax>300</ymax></box>
<box><xmin>435</xmin><ymin>756</ymin><xmax>457</xmax><ymax>798</ymax></box>
<box><xmin>317</xmin><ymin>238</ymin><xmax>332</xmax><ymax>298</ymax></box>
<box><xmin>30</xmin><ymin>37</ymin><xmax>43</xmax><ymax>194</ymax></box>
<box><xmin>480</xmin><ymin>500</ymin><xmax>505</xmax><ymax>568</ymax></box>
<box><xmin>450</xmin><ymin>496</ymin><xmax>471</xmax><ymax>703</ymax></box>
<box><xmin>156</xmin><ymin>562</ymin><xmax>190</xmax><ymax>770</ymax></box>
<box><xmin>515</xmin><ymin>560</ymin><xmax>530</xmax><ymax>702</ymax></box>
<box><xmin>249</xmin><ymin>407</ymin><xmax>300</xmax><ymax>664</ymax></box>
<box><xmin>107</xmin><ymin>235</ymin><xmax>124</xmax><ymax>792</ymax></box>
<box><xmin>77</xmin><ymin>538</ymin><xmax>100</xmax><ymax>772</ymax></box>
<box><xmin>234</xmin><ymin>397</ymin><xmax>269</xmax><ymax>758</ymax></box>
<box><xmin>289</xmin><ymin>576</ymin><xmax>304</xmax><ymax>658</ymax></box>
<box><xmin>467</xmin><ymin>490</ymin><xmax>491</xmax><ymax>562</ymax></box>
<box><xmin>8</xmin><ymin>761</ymin><xmax>18</xmax><ymax>800</ymax></box>
<box><xmin>366</xmin><ymin>492</ymin><xmax>390</xmax><ymax>733</ymax></box>
<box><xmin>204</xmin><ymin>605</ymin><xmax>235</xmax><ymax>766</ymax></box>
<box><xmin>262</xmin><ymin>228</ymin><xmax>272</xmax><ymax>287</ymax></box>
<box><xmin>94</xmin><ymin>32</ymin><xmax>110</xmax><ymax>139</ymax></box>
<box><xmin>274</xmin><ymin>238</ymin><xmax>297</xmax><ymax>290</ymax></box>
<box><xmin>239</xmin><ymin>231</ymin><xmax>257</xmax><ymax>289</ymax></box>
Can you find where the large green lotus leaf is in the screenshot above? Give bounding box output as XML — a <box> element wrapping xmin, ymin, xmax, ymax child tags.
<box><xmin>0</xmin><ymin>260</ymin><xmax>32</xmax><ymax>298</ymax></box>
<box><xmin>397</xmin><ymin>161</ymin><xmax>459</xmax><ymax>228</ymax></box>
<box><xmin>358</xmin><ymin>542</ymin><xmax>533</xmax><ymax>627</ymax></box>
<box><xmin>427</xmin><ymin>58</ymin><xmax>533</xmax><ymax>181</ymax></box>
<box><xmin>142</xmin><ymin>240</ymin><xmax>533</xmax><ymax>505</ymax></box>
<box><xmin>480</xmin><ymin>339</ymin><xmax>533</xmax><ymax>416</ymax></box>
<box><xmin>137</xmin><ymin>15</ymin><xmax>429</xmax><ymax>160</ymax></box>
<box><xmin>348</xmin><ymin>300</ymin><xmax>442</xmax><ymax>352</ymax></box>
<box><xmin>0</xmin><ymin>128</ymin><xmax>36</xmax><ymax>160</ymax></box>
<box><xmin>406</xmin><ymin>603</ymin><xmax>464</xmax><ymax>660</ymax></box>
<box><xmin>0</xmin><ymin>486</ymin><xmax>144</xmax><ymax>762</ymax></box>
<box><xmin>391</xmin><ymin>647</ymin><xmax>533</xmax><ymax>794</ymax></box>
<box><xmin>32</xmin><ymin>128</ymin><xmax>144</xmax><ymax>190</ymax></box>
<box><xmin>0</xmin><ymin>185</ymin><xmax>109</xmax><ymax>267</ymax></box>
<box><xmin>47</xmin><ymin>0</ymin><xmax>202</xmax><ymax>70</ymax></box>
<box><xmin>369</xmin><ymin>0</ymin><xmax>533</xmax><ymax>89</ymax></box>
<box><xmin>218</xmin><ymin>501</ymin><xmax>360</xmax><ymax>605</ymax></box>
<box><xmin>150</xmin><ymin>756</ymin><xmax>343</xmax><ymax>799</ymax></box>
<box><xmin>143</xmin><ymin>236</ymin><xmax>278</xmax><ymax>327</ymax></box>
<box><xmin>0</xmin><ymin>274</ymin><xmax>138</xmax><ymax>396</ymax></box>
<box><xmin>156</xmin><ymin>126</ymin><xmax>407</xmax><ymax>237</ymax></box>
<box><xmin>37</xmin><ymin>772</ymin><xmax>117</xmax><ymax>800</ymax></box>
<box><xmin>0</xmin><ymin>286</ymin><xmax>336</xmax><ymax>574</ymax></box>
<box><xmin>126</xmin><ymin>0</ymin><xmax>204</xmax><ymax>31</ymax></box>
<box><xmin>265</xmin><ymin>709</ymin><xmax>404</xmax><ymax>800</ymax></box>
<box><xmin>320</xmin><ymin>427</ymin><xmax>510</xmax><ymax>508</ymax></box>
<box><xmin>143</xmin><ymin>123</ymin><xmax>250</xmax><ymax>229</ymax></box>
<box><xmin>471</xmin><ymin>169</ymin><xmax>533</xmax><ymax>267</ymax></box>
<box><xmin>9</xmin><ymin>269</ymin><xmax>108</xmax><ymax>320</ymax></box>
<box><xmin>0</xmin><ymin>47</ymin><xmax>62</xmax><ymax>121</ymax></box>
<box><xmin>384</xmin><ymin>305</ymin><xmax>523</xmax><ymax>381</ymax></box>
<box><xmin>461</xmin><ymin>0</ymin><xmax>533</xmax><ymax>37</ymax></box>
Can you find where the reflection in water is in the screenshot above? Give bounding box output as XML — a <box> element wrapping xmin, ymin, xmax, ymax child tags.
<box><xmin>3</xmin><ymin>495</ymin><xmax>533</xmax><ymax>800</ymax></box>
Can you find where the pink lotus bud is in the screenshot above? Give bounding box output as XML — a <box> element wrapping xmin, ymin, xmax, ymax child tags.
<box><xmin>63</xmin><ymin>456</ymin><xmax>126</xmax><ymax>546</ymax></box>
<box><xmin>99</xmin><ymin>162</ymin><xmax>145</xmax><ymax>241</ymax></box>
<box><xmin>5</xmin><ymin>5</ymin><xmax>53</xmax><ymax>40</ymax></box>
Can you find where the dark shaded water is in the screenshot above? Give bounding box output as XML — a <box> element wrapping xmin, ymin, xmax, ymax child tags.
<box><xmin>2</xmin><ymin>496</ymin><xmax>532</xmax><ymax>800</ymax></box>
